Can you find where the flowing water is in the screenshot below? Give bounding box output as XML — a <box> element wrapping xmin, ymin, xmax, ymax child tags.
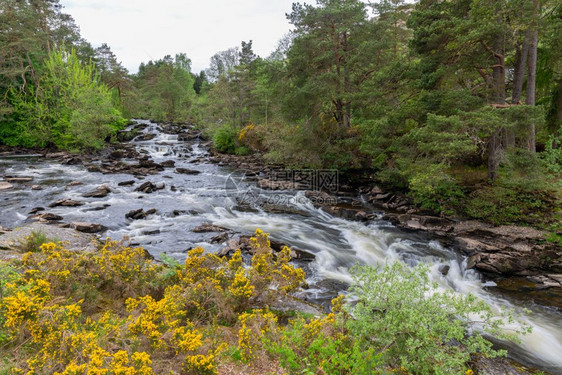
<box><xmin>1</xmin><ymin>120</ymin><xmax>561</xmax><ymax>373</ymax></box>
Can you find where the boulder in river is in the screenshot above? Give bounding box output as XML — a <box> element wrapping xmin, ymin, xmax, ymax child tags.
<box><xmin>108</xmin><ymin>150</ymin><xmax>124</xmax><ymax>160</ymax></box>
<box><xmin>192</xmin><ymin>224</ymin><xmax>229</xmax><ymax>233</ymax></box>
<box><xmin>33</xmin><ymin>213</ymin><xmax>64</xmax><ymax>222</ymax></box>
<box><xmin>118</xmin><ymin>180</ymin><xmax>136</xmax><ymax>186</ymax></box>
<box><xmin>175</xmin><ymin>168</ymin><xmax>201</xmax><ymax>175</ymax></box>
<box><xmin>29</xmin><ymin>207</ymin><xmax>45</xmax><ymax>215</ymax></box>
<box><xmin>125</xmin><ymin>208</ymin><xmax>157</xmax><ymax>220</ymax></box>
<box><xmin>160</xmin><ymin>160</ymin><xmax>175</xmax><ymax>168</ymax></box>
<box><xmin>71</xmin><ymin>222</ymin><xmax>106</xmax><ymax>233</ymax></box>
<box><xmin>82</xmin><ymin>185</ymin><xmax>111</xmax><ymax>198</ymax></box>
<box><xmin>141</xmin><ymin>133</ymin><xmax>156</xmax><ymax>141</ymax></box>
<box><xmin>3</xmin><ymin>176</ymin><xmax>33</xmax><ymax>183</ymax></box>
<box><xmin>134</xmin><ymin>181</ymin><xmax>164</xmax><ymax>194</ymax></box>
<box><xmin>49</xmin><ymin>198</ymin><xmax>84</xmax><ymax>208</ymax></box>
<box><xmin>210</xmin><ymin>232</ymin><xmax>229</xmax><ymax>244</ymax></box>
<box><xmin>0</xmin><ymin>181</ymin><xmax>13</xmax><ymax>190</ymax></box>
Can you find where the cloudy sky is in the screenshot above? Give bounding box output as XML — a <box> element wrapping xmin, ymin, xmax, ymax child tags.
<box><xmin>60</xmin><ymin>0</ymin><xmax>300</xmax><ymax>73</ymax></box>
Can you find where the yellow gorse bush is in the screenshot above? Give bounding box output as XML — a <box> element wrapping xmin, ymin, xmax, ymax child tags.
<box><xmin>0</xmin><ymin>230</ymin><xmax>309</xmax><ymax>374</ymax></box>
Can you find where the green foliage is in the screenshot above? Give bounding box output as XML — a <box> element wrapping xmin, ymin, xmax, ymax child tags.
<box><xmin>8</xmin><ymin>47</ymin><xmax>125</xmax><ymax>150</ymax></box>
<box><xmin>408</xmin><ymin>164</ymin><xmax>465</xmax><ymax>214</ymax></box>
<box><xmin>466</xmin><ymin>186</ymin><xmax>552</xmax><ymax>226</ymax></box>
<box><xmin>212</xmin><ymin>124</ymin><xmax>238</xmax><ymax>154</ymax></box>
<box><xmin>541</xmin><ymin>135</ymin><xmax>562</xmax><ymax>176</ymax></box>
<box><xmin>130</xmin><ymin>53</ymin><xmax>196</xmax><ymax>123</ymax></box>
<box><xmin>347</xmin><ymin>262</ymin><xmax>527</xmax><ymax>375</ymax></box>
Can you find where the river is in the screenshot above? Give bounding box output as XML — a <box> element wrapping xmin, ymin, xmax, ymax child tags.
<box><xmin>1</xmin><ymin>120</ymin><xmax>561</xmax><ymax>374</ymax></box>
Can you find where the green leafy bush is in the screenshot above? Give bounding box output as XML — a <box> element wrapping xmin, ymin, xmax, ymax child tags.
<box><xmin>212</xmin><ymin>124</ymin><xmax>237</xmax><ymax>154</ymax></box>
<box><xmin>408</xmin><ymin>163</ymin><xmax>465</xmax><ymax>214</ymax></box>
<box><xmin>346</xmin><ymin>262</ymin><xmax>527</xmax><ymax>375</ymax></box>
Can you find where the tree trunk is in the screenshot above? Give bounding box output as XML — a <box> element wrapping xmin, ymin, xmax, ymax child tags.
<box><xmin>525</xmin><ymin>0</ymin><xmax>539</xmax><ymax>154</ymax></box>
<box><xmin>488</xmin><ymin>128</ymin><xmax>502</xmax><ymax>181</ymax></box>
<box><xmin>487</xmin><ymin>38</ymin><xmax>506</xmax><ymax>181</ymax></box>
<box><xmin>553</xmin><ymin>79</ymin><xmax>562</xmax><ymax>131</ymax></box>
<box><xmin>512</xmin><ymin>31</ymin><xmax>530</xmax><ymax>104</ymax></box>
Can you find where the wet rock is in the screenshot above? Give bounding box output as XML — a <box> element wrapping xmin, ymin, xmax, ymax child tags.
<box><xmin>258</xmin><ymin>179</ymin><xmax>297</xmax><ymax>190</ymax></box>
<box><xmin>61</xmin><ymin>156</ymin><xmax>82</xmax><ymax>165</ymax></box>
<box><xmin>71</xmin><ymin>222</ymin><xmax>106</xmax><ymax>233</ymax></box>
<box><xmin>36</xmin><ymin>213</ymin><xmax>64</xmax><ymax>222</ymax></box>
<box><xmin>45</xmin><ymin>152</ymin><xmax>68</xmax><ymax>159</ymax></box>
<box><xmin>172</xmin><ymin>210</ymin><xmax>188</xmax><ymax>217</ymax></box>
<box><xmin>217</xmin><ymin>238</ymin><xmax>240</xmax><ymax>256</ymax></box>
<box><xmin>355</xmin><ymin>211</ymin><xmax>371</xmax><ymax>221</ymax></box>
<box><xmin>49</xmin><ymin>198</ymin><xmax>84</xmax><ymax>208</ymax></box>
<box><xmin>118</xmin><ymin>180</ymin><xmax>135</xmax><ymax>186</ymax></box>
<box><xmin>177</xmin><ymin>131</ymin><xmax>201</xmax><ymax>141</ymax></box>
<box><xmin>142</xmin><ymin>133</ymin><xmax>157</xmax><ymax>141</ymax></box>
<box><xmin>87</xmin><ymin>165</ymin><xmax>102</xmax><ymax>173</ymax></box>
<box><xmin>3</xmin><ymin>176</ymin><xmax>33</xmax><ymax>183</ymax></box>
<box><xmin>160</xmin><ymin>160</ymin><xmax>175</xmax><ymax>168</ymax></box>
<box><xmin>116</xmin><ymin>129</ymin><xmax>139</xmax><ymax>142</ymax></box>
<box><xmin>210</xmin><ymin>232</ymin><xmax>229</xmax><ymax>244</ymax></box>
<box><xmin>134</xmin><ymin>181</ymin><xmax>164</xmax><ymax>194</ymax></box>
<box><xmin>438</xmin><ymin>264</ymin><xmax>450</xmax><ymax>276</ymax></box>
<box><xmin>304</xmin><ymin>190</ymin><xmax>338</xmax><ymax>205</ymax></box>
<box><xmin>137</xmin><ymin>159</ymin><xmax>162</xmax><ymax>169</ymax></box>
<box><xmin>125</xmin><ymin>208</ymin><xmax>156</xmax><ymax>220</ymax></box>
<box><xmin>109</xmin><ymin>150</ymin><xmax>124</xmax><ymax>160</ymax></box>
<box><xmin>82</xmin><ymin>204</ymin><xmax>111</xmax><ymax>212</ymax></box>
<box><xmin>82</xmin><ymin>185</ymin><xmax>111</xmax><ymax>198</ymax></box>
<box><xmin>126</xmin><ymin>209</ymin><xmax>145</xmax><ymax>220</ymax></box>
<box><xmin>31</xmin><ymin>185</ymin><xmax>43</xmax><ymax>190</ymax></box>
<box><xmin>322</xmin><ymin>205</ymin><xmax>365</xmax><ymax>220</ymax></box>
<box><xmin>392</xmin><ymin>214</ymin><xmax>454</xmax><ymax>234</ymax></box>
<box><xmin>29</xmin><ymin>207</ymin><xmax>45</xmax><ymax>215</ymax></box>
<box><xmin>142</xmin><ymin>229</ymin><xmax>160</xmax><ymax>236</ymax></box>
<box><xmin>192</xmin><ymin>224</ymin><xmax>229</xmax><ymax>233</ymax></box>
<box><xmin>175</xmin><ymin>168</ymin><xmax>201</xmax><ymax>175</ymax></box>
<box><xmin>0</xmin><ymin>181</ymin><xmax>13</xmax><ymax>190</ymax></box>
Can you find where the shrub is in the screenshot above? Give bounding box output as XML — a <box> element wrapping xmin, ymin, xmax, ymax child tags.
<box><xmin>346</xmin><ymin>262</ymin><xmax>528</xmax><ymax>375</ymax></box>
<box><xmin>0</xmin><ymin>230</ymin><xmax>306</xmax><ymax>374</ymax></box>
<box><xmin>212</xmin><ymin>124</ymin><xmax>237</xmax><ymax>154</ymax></box>
<box><xmin>408</xmin><ymin>163</ymin><xmax>464</xmax><ymax>214</ymax></box>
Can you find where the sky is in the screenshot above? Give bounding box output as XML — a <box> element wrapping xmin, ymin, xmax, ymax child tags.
<box><xmin>60</xmin><ymin>0</ymin><xmax>300</xmax><ymax>74</ymax></box>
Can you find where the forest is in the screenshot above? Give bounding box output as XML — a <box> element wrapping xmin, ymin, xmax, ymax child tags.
<box><xmin>1</xmin><ymin>0</ymin><xmax>561</xmax><ymax>233</ymax></box>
